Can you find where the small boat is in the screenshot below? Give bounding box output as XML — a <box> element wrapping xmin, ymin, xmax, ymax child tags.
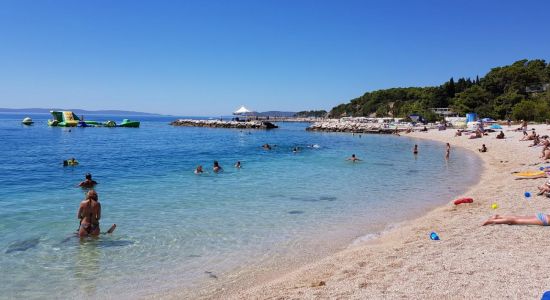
<box><xmin>22</xmin><ymin>117</ymin><xmax>34</xmax><ymax>125</ymax></box>
<box><xmin>118</xmin><ymin>119</ymin><xmax>140</xmax><ymax>128</ymax></box>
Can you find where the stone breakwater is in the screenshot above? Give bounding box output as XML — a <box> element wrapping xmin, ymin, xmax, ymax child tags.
<box><xmin>306</xmin><ymin>119</ymin><xmax>411</xmax><ymax>134</ymax></box>
<box><xmin>170</xmin><ymin>119</ymin><xmax>278</xmax><ymax>129</ymax></box>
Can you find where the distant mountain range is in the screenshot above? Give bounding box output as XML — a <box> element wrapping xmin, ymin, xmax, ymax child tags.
<box><xmin>0</xmin><ymin>108</ymin><xmax>163</xmax><ymax>116</ymax></box>
<box><xmin>0</xmin><ymin>108</ymin><xmax>300</xmax><ymax>117</ymax></box>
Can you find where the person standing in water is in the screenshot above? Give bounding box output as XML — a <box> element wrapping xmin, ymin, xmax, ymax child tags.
<box><xmin>194</xmin><ymin>165</ymin><xmax>204</xmax><ymax>174</ymax></box>
<box><xmin>78</xmin><ymin>173</ymin><xmax>98</xmax><ymax>188</ymax></box>
<box><xmin>445</xmin><ymin>143</ymin><xmax>451</xmax><ymax>160</ymax></box>
<box><xmin>234</xmin><ymin>161</ymin><xmax>241</xmax><ymax>168</ymax></box>
<box><xmin>347</xmin><ymin>154</ymin><xmax>361</xmax><ymax>162</ymax></box>
<box><xmin>413</xmin><ymin>144</ymin><xmax>418</xmax><ymax>155</ymax></box>
<box><xmin>213</xmin><ymin>161</ymin><xmax>223</xmax><ymax>173</ymax></box>
<box><xmin>77</xmin><ymin>190</ymin><xmax>101</xmax><ymax>237</ymax></box>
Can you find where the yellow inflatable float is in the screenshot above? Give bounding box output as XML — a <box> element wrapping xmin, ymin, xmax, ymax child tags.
<box><xmin>513</xmin><ymin>171</ymin><xmax>546</xmax><ymax>179</ymax></box>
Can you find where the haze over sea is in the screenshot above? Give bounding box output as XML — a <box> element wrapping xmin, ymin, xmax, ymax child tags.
<box><xmin>0</xmin><ymin>113</ymin><xmax>481</xmax><ymax>298</ymax></box>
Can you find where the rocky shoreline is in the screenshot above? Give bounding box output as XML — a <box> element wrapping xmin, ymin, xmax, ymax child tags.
<box><xmin>170</xmin><ymin>119</ymin><xmax>278</xmax><ymax>129</ymax></box>
<box><xmin>306</xmin><ymin>119</ymin><xmax>411</xmax><ymax>134</ymax></box>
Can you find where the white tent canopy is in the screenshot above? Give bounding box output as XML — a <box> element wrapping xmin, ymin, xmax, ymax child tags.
<box><xmin>233</xmin><ymin>106</ymin><xmax>255</xmax><ymax>115</ymax></box>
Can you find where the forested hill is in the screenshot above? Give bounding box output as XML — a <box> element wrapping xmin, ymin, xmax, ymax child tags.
<box><xmin>329</xmin><ymin>59</ymin><xmax>550</xmax><ymax>121</ymax></box>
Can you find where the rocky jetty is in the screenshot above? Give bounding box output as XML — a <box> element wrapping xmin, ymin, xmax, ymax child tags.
<box><xmin>306</xmin><ymin>119</ymin><xmax>412</xmax><ymax>134</ymax></box>
<box><xmin>170</xmin><ymin>119</ymin><xmax>278</xmax><ymax>129</ymax></box>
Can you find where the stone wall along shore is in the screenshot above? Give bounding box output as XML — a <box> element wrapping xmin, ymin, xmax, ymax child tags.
<box><xmin>306</xmin><ymin>119</ymin><xmax>414</xmax><ymax>134</ymax></box>
<box><xmin>170</xmin><ymin>119</ymin><xmax>278</xmax><ymax>129</ymax></box>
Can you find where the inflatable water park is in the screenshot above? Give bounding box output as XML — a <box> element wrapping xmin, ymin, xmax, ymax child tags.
<box><xmin>47</xmin><ymin>111</ymin><xmax>140</xmax><ymax>128</ymax></box>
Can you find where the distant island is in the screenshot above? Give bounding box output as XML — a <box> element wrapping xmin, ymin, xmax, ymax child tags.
<box><xmin>0</xmin><ymin>108</ymin><xmax>165</xmax><ymax>116</ymax></box>
<box><xmin>250</xmin><ymin>111</ymin><xmax>296</xmax><ymax>117</ymax></box>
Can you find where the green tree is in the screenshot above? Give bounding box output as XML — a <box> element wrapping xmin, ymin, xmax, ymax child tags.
<box><xmin>451</xmin><ymin>85</ymin><xmax>492</xmax><ymax>115</ymax></box>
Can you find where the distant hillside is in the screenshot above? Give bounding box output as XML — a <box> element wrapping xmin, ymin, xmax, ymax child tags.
<box><xmin>329</xmin><ymin>59</ymin><xmax>550</xmax><ymax>122</ymax></box>
<box><xmin>294</xmin><ymin>110</ymin><xmax>328</xmax><ymax>118</ymax></box>
<box><xmin>0</xmin><ymin>108</ymin><xmax>164</xmax><ymax>116</ymax></box>
<box><xmin>256</xmin><ymin>111</ymin><xmax>296</xmax><ymax>117</ymax></box>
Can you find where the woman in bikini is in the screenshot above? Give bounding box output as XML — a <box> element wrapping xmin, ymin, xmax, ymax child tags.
<box><xmin>482</xmin><ymin>213</ymin><xmax>549</xmax><ymax>226</ymax></box>
<box><xmin>77</xmin><ymin>190</ymin><xmax>101</xmax><ymax>237</ymax></box>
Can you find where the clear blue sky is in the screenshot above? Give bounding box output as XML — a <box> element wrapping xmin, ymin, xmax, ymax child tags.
<box><xmin>0</xmin><ymin>0</ymin><xmax>549</xmax><ymax>116</ymax></box>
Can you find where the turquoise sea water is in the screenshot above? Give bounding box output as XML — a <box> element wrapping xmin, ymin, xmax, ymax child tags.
<box><xmin>0</xmin><ymin>113</ymin><xmax>481</xmax><ymax>298</ymax></box>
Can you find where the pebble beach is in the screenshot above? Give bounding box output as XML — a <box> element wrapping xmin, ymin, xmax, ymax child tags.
<box><xmin>202</xmin><ymin>124</ymin><xmax>550</xmax><ymax>299</ymax></box>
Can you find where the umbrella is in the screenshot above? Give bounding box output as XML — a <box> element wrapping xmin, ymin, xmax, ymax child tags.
<box><xmin>233</xmin><ymin>106</ymin><xmax>254</xmax><ymax>115</ymax></box>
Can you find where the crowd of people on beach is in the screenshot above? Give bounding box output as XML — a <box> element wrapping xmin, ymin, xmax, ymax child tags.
<box><xmin>403</xmin><ymin>119</ymin><xmax>550</xmax><ymax>227</ymax></box>
<box><xmin>447</xmin><ymin>120</ymin><xmax>550</xmax><ymax>227</ymax></box>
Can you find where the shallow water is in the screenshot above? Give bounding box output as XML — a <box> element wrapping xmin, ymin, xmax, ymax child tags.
<box><xmin>0</xmin><ymin>113</ymin><xmax>481</xmax><ymax>298</ymax></box>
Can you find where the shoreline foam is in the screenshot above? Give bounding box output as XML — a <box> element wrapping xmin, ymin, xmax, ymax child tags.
<box><xmin>193</xmin><ymin>124</ymin><xmax>550</xmax><ymax>299</ymax></box>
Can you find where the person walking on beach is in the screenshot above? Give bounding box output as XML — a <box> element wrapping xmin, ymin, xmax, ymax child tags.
<box><xmin>347</xmin><ymin>154</ymin><xmax>361</xmax><ymax>162</ymax></box>
<box><xmin>77</xmin><ymin>190</ymin><xmax>101</xmax><ymax>237</ymax></box>
<box><xmin>413</xmin><ymin>144</ymin><xmax>418</xmax><ymax>155</ymax></box>
<box><xmin>78</xmin><ymin>173</ymin><xmax>98</xmax><ymax>188</ymax></box>
<box><xmin>445</xmin><ymin>143</ymin><xmax>451</xmax><ymax>160</ymax></box>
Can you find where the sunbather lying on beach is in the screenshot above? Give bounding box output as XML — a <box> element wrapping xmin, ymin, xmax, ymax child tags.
<box><xmin>537</xmin><ymin>179</ymin><xmax>550</xmax><ymax>195</ymax></box>
<box><xmin>520</xmin><ymin>129</ymin><xmax>536</xmax><ymax>141</ymax></box>
<box><xmin>528</xmin><ymin>135</ymin><xmax>540</xmax><ymax>147</ymax></box>
<box><xmin>541</xmin><ymin>146</ymin><xmax>550</xmax><ymax>160</ymax></box>
<box><xmin>482</xmin><ymin>213</ymin><xmax>549</xmax><ymax>226</ymax></box>
<box><xmin>469</xmin><ymin>131</ymin><xmax>482</xmax><ymax>139</ymax></box>
<box><xmin>540</xmin><ymin>137</ymin><xmax>550</xmax><ymax>148</ymax></box>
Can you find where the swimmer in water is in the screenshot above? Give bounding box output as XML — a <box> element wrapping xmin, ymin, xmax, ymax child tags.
<box><xmin>78</xmin><ymin>173</ymin><xmax>98</xmax><ymax>188</ymax></box>
<box><xmin>292</xmin><ymin>147</ymin><xmax>298</xmax><ymax>153</ymax></box>
<box><xmin>413</xmin><ymin>144</ymin><xmax>418</xmax><ymax>155</ymax></box>
<box><xmin>347</xmin><ymin>154</ymin><xmax>361</xmax><ymax>162</ymax></box>
<box><xmin>234</xmin><ymin>161</ymin><xmax>241</xmax><ymax>168</ymax></box>
<box><xmin>213</xmin><ymin>161</ymin><xmax>223</xmax><ymax>173</ymax></box>
<box><xmin>262</xmin><ymin>143</ymin><xmax>272</xmax><ymax>150</ymax></box>
<box><xmin>194</xmin><ymin>165</ymin><xmax>204</xmax><ymax>174</ymax></box>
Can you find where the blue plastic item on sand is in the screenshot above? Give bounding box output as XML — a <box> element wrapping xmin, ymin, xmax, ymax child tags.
<box><xmin>430</xmin><ymin>232</ymin><xmax>440</xmax><ymax>240</ymax></box>
<box><xmin>541</xmin><ymin>291</ymin><xmax>550</xmax><ymax>300</ymax></box>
